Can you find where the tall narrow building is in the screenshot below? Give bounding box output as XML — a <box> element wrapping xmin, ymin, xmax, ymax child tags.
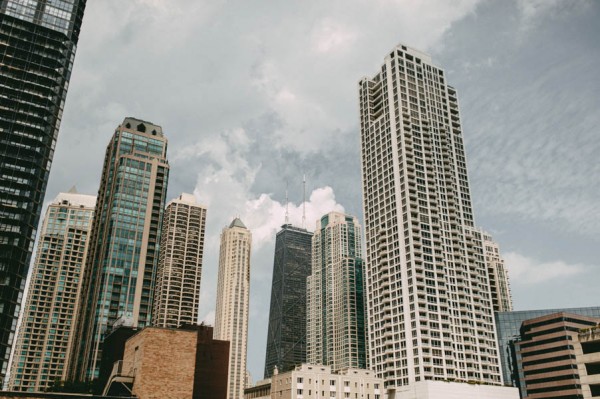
<box><xmin>72</xmin><ymin>118</ymin><xmax>169</xmax><ymax>381</ymax></box>
<box><xmin>152</xmin><ymin>193</ymin><xmax>207</xmax><ymax>328</ymax></box>
<box><xmin>214</xmin><ymin>218</ymin><xmax>251</xmax><ymax>399</ymax></box>
<box><xmin>306</xmin><ymin>212</ymin><xmax>366</xmax><ymax>372</ymax></box>
<box><xmin>0</xmin><ymin>0</ymin><xmax>87</xmax><ymax>381</ymax></box>
<box><xmin>8</xmin><ymin>190</ymin><xmax>95</xmax><ymax>392</ymax></box>
<box><xmin>483</xmin><ymin>232</ymin><xmax>512</xmax><ymax>312</ymax></box>
<box><xmin>359</xmin><ymin>45</ymin><xmax>504</xmax><ymax>389</ymax></box>
<box><xmin>264</xmin><ymin>224</ymin><xmax>313</xmax><ymax>378</ymax></box>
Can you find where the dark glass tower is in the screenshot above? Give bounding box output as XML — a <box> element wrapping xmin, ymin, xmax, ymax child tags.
<box><xmin>0</xmin><ymin>0</ymin><xmax>86</xmax><ymax>383</ymax></box>
<box><xmin>264</xmin><ymin>224</ymin><xmax>312</xmax><ymax>378</ymax></box>
<box><xmin>71</xmin><ymin>117</ymin><xmax>169</xmax><ymax>382</ymax></box>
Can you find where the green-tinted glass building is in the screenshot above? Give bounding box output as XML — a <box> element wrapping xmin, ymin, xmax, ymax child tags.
<box><xmin>71</xmin><ymin>117</ymin><xmax>169</xmax><ymax>382</ymax></box>
<box><xmin>264</xmin><ymin>224</ymin><xmax>313</xmax><ymax>378</ymax></box>
<box><xmin>306</xmin><ymin>212</ymin><xmax>366</xmax><ymax>372</ymax></box>
<box><xmin>0</xmin><ymin>0</ymin><xmax>87</xmax><ymax>382</ymax></box>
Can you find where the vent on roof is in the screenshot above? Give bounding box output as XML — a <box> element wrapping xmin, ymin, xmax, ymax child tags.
<box><xmin>137</xmin><ymin>123</ymin><xmax>146</xmax><ymax>133</ymax></box>
<box><xmin>125</xmin><ymin>123</ymin><xmax>131</xmax><ymax>129</ymax></box>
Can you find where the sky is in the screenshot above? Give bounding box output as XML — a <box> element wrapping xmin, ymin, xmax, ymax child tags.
<box><xmin>39</xmin><ymin>0</ymin><xmax>599</xmax><ymax>382</ymax></box>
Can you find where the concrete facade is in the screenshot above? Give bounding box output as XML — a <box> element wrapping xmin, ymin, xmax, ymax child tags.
<box><xmin>514</xmin><ymin>312</ymin><xmax>599</xmax><ymax>398</ymax></box>
<box><xmin>214</xmin><ymin>218</ymin><xmax>252</xmax><ymax>399</ymax></box>
<box><xmin>577</xmin><ymin>326</ymin><xmax>600</xmax><ymax>398</ymax></box>
<box><xmin>153</xmin><ymin>193</ymin><xmax>207</xmax><ymax>328</ymax></box>
<box><xmin>392</xmin><ymin>381</ymin><xmax>518</xmax><ymax>399</ymax></box>
<box><xmin>359</xmin><ymin>44</ymin><xmax>503</xmax><ymax>388</ymax></box>
<box><xmin>270</xmin><ymin>364</ymin><xmax>383</xmax><ymax>399</ymax></box>
<box><xmin>9</xmin><ymin>191</ymin><xmax>95</xmax><ymax>392</ymax></box>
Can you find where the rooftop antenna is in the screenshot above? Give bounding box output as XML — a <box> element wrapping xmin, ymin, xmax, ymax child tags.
<box><xmin>302</xmin><ymin>174</ymin><xmax>306</xmax><ymax>229</ymax></box>
<box><xmin>285</xmin><ymin>181</ymin><xmax>289</xmax><ymax>225</ymax></box>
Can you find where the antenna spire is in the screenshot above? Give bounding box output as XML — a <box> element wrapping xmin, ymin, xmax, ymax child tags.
<box><xmin>285</xmin><ymin>181</ymin><xmax>289</xmax><ymax>225</ymax></box>
<box><xmin>302</xmin><ymin>174</ymin><xmax>306</xmax><ymax>229</ymax></box>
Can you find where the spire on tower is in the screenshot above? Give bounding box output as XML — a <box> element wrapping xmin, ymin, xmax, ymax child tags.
<box><xmin>302</xmin><ymin>174</ymin><xmax>306</xmax><ymax>229</ymax></box>
<box><xmin>285</xmin><ymin>181</ymin><xmax>289</xmax><ymax>225</ymax></box>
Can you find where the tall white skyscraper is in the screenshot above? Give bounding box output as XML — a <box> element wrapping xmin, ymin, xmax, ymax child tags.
<box><xmin>359</xmin><ymin>45</ymin><xmax>504</xmax><ymax>389</ymax></box>
<box><xmin>214</xmin><ymin>218</ymin><xmax>252</xmax><ymax>399</ymax></box>
<box><xmin>152</xmin><ymin>193</ymin><xmax>207</xmax><ymax>328</ymax></box>
<box><xmin>306</xmin><ymin>212</ymin><xmax>366</xmax><ymax>372</ymax></box>
<box><xmin>9</xmin><ymin>190</ymin><xmax>95</xmax><ymax>392</ymax></box>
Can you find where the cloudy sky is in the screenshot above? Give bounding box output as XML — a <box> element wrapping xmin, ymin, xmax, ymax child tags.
<box><xmin>42</xmin><ymin>0</ymin><xmax>599</xmax><ymax>381</ymax></box>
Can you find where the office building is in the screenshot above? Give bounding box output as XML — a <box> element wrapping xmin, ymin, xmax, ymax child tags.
<box><xmin>0</xmin><ymin>0</ymin><xmax>87</xmax><ymax>381</ymax></box>
<box><xmin>71</xmin><ymin>117</ymin><xmax>169</xmax><ymax>381</ymax></box>
<box><xmin>359</xmin><ymin>44</ymin><xmax>504</xmax><ymax>390</ymax></box>
<box><xmin>152</xmin><ymin>193</ymin><xmax>207</xmax><ymax>328</ymax></box>
<box><xmin>264</xmin><ymin>224</ymin><xmax>313</xmax><ymax>378</ymax></box>
<box><xmin>495</xmin><ymin>306</ymin><xmax>600</xmax><ymax>390</ymax></box>
<box><xmin>483</xmin><ymin>232</ymin><xmax>512</xmax><ymax>312</ymax></box>
<box><xmin>269</xmin><ymin>363</ymin><xmax>383</xmax><ymax>399</ymax></box>
<box><xmin>214</xmin><ymin>218</ymin><xmax>252</xmax><ymax>399</ymax></box>
<box><xmin>578</xmin><ymin>324</ymin><xmax>600</xmax><ymax>398</ymax></box>
<box><xmin>514</xmin><ymin>312</ymin><xmax>599</xmax><ymax>398</ymax></box>
<box><xmin>8</xmin><ymin>190</ymin><xmax>94</xmax><ymax>391</ymax></box>
<box><xmin>306</xmin><ymin>212</ymin><xmax>366</xmax><ymax>372</ymax></box>
<box><xmin>103</xmin><ymin>325</ymin><xmax>230</xmax><ymax>399</ymax></box>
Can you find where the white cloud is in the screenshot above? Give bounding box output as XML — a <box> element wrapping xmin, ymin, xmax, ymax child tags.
<box><xmin>200</xmin><ymin>310</ymin><xmax>215</xmax><ymax>325</ymax></box>
<box><xmin>242</xmin><ymin>186</ymin><xmax>345</xmax><ymax>250</ymax></box>
<box><xmin>312</xmin><ymin>18</ymin><xmax>358</xmax><ymax>54</ymax></box>
<box><xmin>504</xmin><ymin>252</ymin><xmax>589</xmax><ymax>285</ymax></box>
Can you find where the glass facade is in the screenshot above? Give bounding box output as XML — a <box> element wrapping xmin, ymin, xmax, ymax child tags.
<box><xmin>70</xmin><ymin>118</ymin><xmax>169</xmax><ymax>382</ymax></box>
<box><xmin>495</xmin><ymin>306</ymin><xmax>600</xmax><ymax>392</ymax></box>
<box><xmin>0</xmin><ymin>0</ymin><xmax>86</xmax><ymax>383</ymax></box>
<box><xmin>264</xmin><ymin>224</ymin><xmax>313</xmax><ymax>378</ymax></box>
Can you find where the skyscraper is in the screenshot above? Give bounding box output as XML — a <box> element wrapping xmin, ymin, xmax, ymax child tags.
<box><xmin>8</xmin><ymin>189</ymin><xmax>95</xmax><ymax>392</ymax></box>
<box><xmin>306</xmin><ymin>212</ymin><xmax>366</xmax><ymax>372</ymax></box>
<box><xmin>152</xmin><ymin>193</ymin><xmax>207</xmax><ymax>328</ymax></box>
<box><xmin>214</xmin><ymin>218</ymin><xmax>251</xmax><ymax>399</ymax></box>
<box><xmin>482</xmin><ymin>232</ymin><xmax>512</xmax><ymax>312</ymax></box>
<box><xmin>72</xmin><ymin>117</ymin><xmax>169</xmax><ymax>381</ymax></box>
<box><xmin>264</xmin><ymin>224</ymin><xmax>312</xmax><ymax>378</ymax></box>
<box><xmin>359</xmin><ymin>45</ymin><xmax>503</xmax><ymax>388</ymax></box>
<box><xmin>0</xmin><ymin>0</ymin><xmax>87</xmax><ymax>381</ymax></box>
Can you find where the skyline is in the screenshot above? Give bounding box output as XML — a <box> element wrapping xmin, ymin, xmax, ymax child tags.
<box><xmin>19</xmin><ymin>0</ymin><xmax>599</xmax><ymax>382</ymax></box>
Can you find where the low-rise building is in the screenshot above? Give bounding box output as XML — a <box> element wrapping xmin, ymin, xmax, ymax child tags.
<box><xmin>577</xmin><ymin>325</ymin><xmax>600</xmax><ymax>398</ymax></box>
<box><xmin>270</xmin><ymin>364</ymin><xmax>382</xmax><ymax>399</ymax></box>
<box><xmin>103</xmin><ymin>325</ymin><xmax>229</xmax><ymax>399</ymax></box>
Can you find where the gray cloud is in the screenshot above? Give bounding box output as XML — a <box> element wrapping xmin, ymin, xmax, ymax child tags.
<box><xmin>42</xmin><ymin>0</ymin><xmax>600</xmax><ymax>381</ymax></box>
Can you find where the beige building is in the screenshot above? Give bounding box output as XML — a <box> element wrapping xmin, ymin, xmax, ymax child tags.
<box><xmin>270</xmin><ymin>364</ymin><xmax>383</xmax><ymax>399</ymax></box>
<box><xmin>152</xmin><ymin>193</ymin><xmax>207</xmax><ymax>328</ymax></box>
<box><xmin>577</xmin><ymin>324</ymin><xmax>600</xmax><ymax>398</ymax></box>
<box><xmin>215</xmin><ymin>218</ymin><xmax>252</xmax><ymax>399</ymax></box>
<box><xmin>482</xmin><ymin>232</ymin><xmax>512</xmax><ymax>312</ymax></box>
<box><xmin>8</xmin><ymin>190</ymin><xmax>95</xmax><ymax>392</ymax></box>
<box><xmin>306</xmin><ymin>212</ymin><xmax>366</xmax><ymax>372</ymax></box>
<box><xmin>359</xmin><ymin>44</ymin><xmax>504</xmax><ymax>389</ymax></box>
<box><xmin>514</xmin><ymin>312</ymin><xmax>600</xmax><ymax>398</ymax></box>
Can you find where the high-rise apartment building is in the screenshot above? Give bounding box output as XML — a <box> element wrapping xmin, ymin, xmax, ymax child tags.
<box><xmin>483</xmin><ymin>232</ymin><xmax>512</xmax><ymax>312</ymax></box>
<box><xmin>72</xmin><ymin>117</ymin><xmax>169</xmax><ymax>381</ymax></box>
<box><xmin>359</xmin><ymin>45</ymin><xmax>503</xmax><ymax>389</ymax></box>
<box><xmin>214</xmin><ymin>218</ymin><xmax>252</xmax><ymax>399</ymax></box>
<box><xmin>264</xmin><ymin>224</ymin><xmax>313</xmax><ymax>378</ymax></box>
<box><xmin>0</xmin><ymin>0</ymin><xmax>87</xmax><ymax>381</ymax></box>
<box><xmin>152</xmin><ymin>193</ymin><xmax>207</xmax><ymax>328</ymax></box>
<box><xmin>8</xmin><ymin>190</ymin><xmax>94</xmax><ymax>392</ymax></box>
<box><xmin>306</xmin><ymin>212</ymin><xmax>366</xmax><ymax>372</ymax></box>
